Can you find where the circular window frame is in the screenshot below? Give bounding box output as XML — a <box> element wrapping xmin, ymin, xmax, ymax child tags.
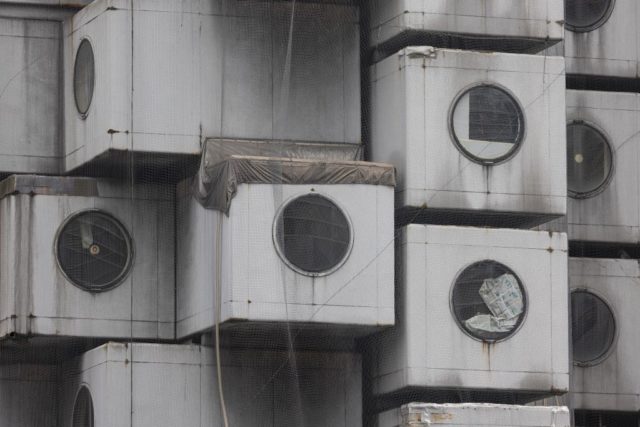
<box><xmin>565</xmin><ymin>0</ymin><xmax>616</xmax><ymax>33</ymax></box>
<box><xmin>567</xmin><ymin>120</ymin><xmax>615</xmax><ymax>200</ymax></box>
<box><xmin>272</xmin><ymin>192</ymin><xmax>354</xmax><ymax>277</ymax></box>
<box><xmin>54</xmin><ymin>209</ymin><xmax>135</xmax><ymax>293</ymax></box>
<box><xmin>448</xmin><ymin>83</ymin><xmax>526</xmax><ymax>166</ymax></box>
<box><xmin>73</xmin><ymin>37</ymin><xmax>96</xmax><ymax>119</ymax></box>
<box><xmin>71</xmin><ymin>385</ymin><xmax>94</xmax><ymax>427</ymax></box>
<box><xmin>449</xmin><ymin>260</ymin><xmax>529</xmax><ymax>343</ymax></box>
<box><xmin>571</xmin><ymin>288</ymin><xmax>618</xmax><ymax>367</ymax></box>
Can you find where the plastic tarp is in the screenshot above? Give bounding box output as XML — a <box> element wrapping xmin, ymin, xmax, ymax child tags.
<box><xmin>201</xmin><ymin>138</ymin><xmax>364</xmax><ymax>165</ymax></box>
<box><xmin>465</xmin><ymin>274</ymin><xmax>524</xmax><ymax>334</ymax></box>
<box><xmin>192</xmin><ymin>139</ymin><xmax>395</xmax><ymax>214</ymax></box>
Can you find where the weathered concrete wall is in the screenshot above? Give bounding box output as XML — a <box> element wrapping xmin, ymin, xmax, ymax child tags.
<box><xmin>564</xmin><ymin>0</ymin><xmax>640</xmax><ymax>78</ymax></box>
<box><xmin>0</xmin><ymin>17</ymin><xmax>61</xmax><ymax>174</ymax></box>
<box><xmin>64</xmin><ymin>0</ymin><xmax>361</xmax><ymax>173</ymax></box>
<box><xmin>59</xmin><ymin>342</ymin><xmax>362</xmax><ymax>427</ymax></box>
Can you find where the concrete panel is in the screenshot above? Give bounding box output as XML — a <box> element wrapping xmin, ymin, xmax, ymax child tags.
<box><xmin>176</xmin><ymin>180</ymin><xmax>395</xmax><ymax>339</ymax></box>
<box><xmin>64</xmin><ymin>0</ymin><xmax>361</xmax><ymax>173</ymax></box>
<box><xmin>0</xmin><ymin>17</ymin><xmax>61</xmax><ymax>174</ymax></box>
<box><xmin>369</xmin><ymin>47</ymin><xmax>566</xmax><ymax>226</ymax></box>
<box><xmin>59</xmin><ymin>342</ymin><xmax>362</xmax><ymax>427</ymax></box>
<box><xmin>367</xmin><ymin>224</ymin><xmax>569</xmax><ymax>399</ymax></box>
<box><xmin>376</xmin><ymin>403</ymin><xmax>570</xmax><ymax>427</ymax></box>
<box><xmin>0</xmin><ymin>175</ymin><xmax>175</xmax><ymax>341</ymax></box>
<box><xmin>367</xmin><ymin>0</ymin><xmax>564</xmax><ymax>59</ymax></box>
<box><xmin>570</xmin><ymin>258</ymin><xmax>640</xmax><ymax>412</ymax></box>
<box><xmin>564</xmin><ymin>0</ymin><xmax>640</xmax><ymax>78</ymax></box>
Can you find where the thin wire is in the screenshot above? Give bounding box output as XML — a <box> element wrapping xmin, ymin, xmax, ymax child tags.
<box><xmin>276</xmin><ymin>2</ymin><xmax>306</xmax><ymax>425</ymax></box>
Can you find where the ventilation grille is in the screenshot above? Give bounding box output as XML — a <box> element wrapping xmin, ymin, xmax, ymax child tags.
<box><xmin>56</xmin><ymin>210</ymin><xmax>133</xmax><ymax>292</ymax></box>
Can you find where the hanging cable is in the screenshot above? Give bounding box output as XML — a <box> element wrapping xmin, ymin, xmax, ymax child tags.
<box><xmin>213</xmin><ymin>215</ymin><xmax>230</xmax><ymax>427</ymax></box>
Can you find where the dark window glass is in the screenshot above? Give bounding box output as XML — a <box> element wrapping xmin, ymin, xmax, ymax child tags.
<box><xmin>56</xmin><ymin>211</ymin><xmax>133</xmax><ymax>292</ymax></box>
<box><xmin>565</xmin><ymin>0</ymin><xmax>615</xmax><ymax>32</ymax></box>
<box><xmin>72</xmin><ymin>386</ymin><xmax>94</xmax><ymax>427</ymax></box>
<box><xmin>74</xmin><ymin>39</ymin><xmax>95</xmax><ymax>116</ymax></box>
<box><xmin>567</xmin><ymin>122</ymin><xmax>613</xmax><ymax>198</ymax></box>
<box><xmin>571</xmin><ymin>290</ymin><xmax>616</xmax><ymax>364</ymax></box>
<box><xmin>275</xmin><ymin>194</ymin><xmax>351</xmax><ymax>275</ymax></box>
<box><xmin>451</xmin><ymin>86</ymin><xmax>524</xmax><ymax>164</ymax></box>
<box><xmin>451</xmin><ymin>261</ymin><xmax>526</xmax><ymax>342</ymax></box>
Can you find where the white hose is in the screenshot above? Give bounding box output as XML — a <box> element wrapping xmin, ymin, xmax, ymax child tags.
<box><xmin>214</xmin><ymin>216</ymin><xmax>229</xmax><ymax>427</ymax></box>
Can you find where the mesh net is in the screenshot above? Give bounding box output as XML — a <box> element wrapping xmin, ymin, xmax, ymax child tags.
<box><xmin>2</xmin><ymin>0</ymin><xmax>640</xmax><ymax>426</ymax></box>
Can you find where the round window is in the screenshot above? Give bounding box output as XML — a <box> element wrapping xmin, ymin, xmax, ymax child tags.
<box><xmin>567</xmin><ymin>122</ymin><xmax>613</xmax><ymax>198</ymax></box>
<box><xmin>571</xmin><ymin>290</ymin><xmax>616</xmax><ymax>365</ymax></box>
<box><xmin>451</xmin><ymin>261</ymin><xmax>527</xmax><ymax>342</ymax></box>
<box><xmin>274</xmin><ymin>194</ymin><xmax>352</xmax><ymax>276</ymax></box>
<box><xmin>72</xmin><ymin>386</ymin><xmax>94</xmax><ymax>427</ymax></box>
<box><xmin>56</xmin><ymin>210</ymin><xmax>133</xmax><ymax>292</ymax></box>
<box><xmin>450</xmin><ymin>85</ymin><xmax>525</xmax><ymax>165</ymax></box>
<box><xmin>74</xmin><ymin>39</ymin><xmax>95</xmax><ymax>116</ymax></box>
<box><xmin>565</xmin><ymin>0</ymin><xmax>615</xmax><ymax>32</ymax></box>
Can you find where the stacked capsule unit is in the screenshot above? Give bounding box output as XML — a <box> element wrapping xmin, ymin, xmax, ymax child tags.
<box><xmin>560</xmin><ymin>1</ymin><xmax>640</xmax><ymax>425</ymax></box>
<box><xmin>363</xmin><ymin>0</ymin><xmax>572</xmax><ymax>424</ymax></box>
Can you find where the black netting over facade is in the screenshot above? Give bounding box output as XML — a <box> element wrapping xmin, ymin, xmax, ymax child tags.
<box><xmin>5</xmin><ymin>0</ymin><xmax>639</xmax><ymax>426</ymax></box>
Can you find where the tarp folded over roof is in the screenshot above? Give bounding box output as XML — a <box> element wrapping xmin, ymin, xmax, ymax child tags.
<box><xmin>193</xmin><ymin>140</ymin><xmax>395</xmax><ymax>214</ymax></box>
<box><xmin>201</xmin><ymin>138</ymin><xmax>364</xmax><ymax>166</ymax></box>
